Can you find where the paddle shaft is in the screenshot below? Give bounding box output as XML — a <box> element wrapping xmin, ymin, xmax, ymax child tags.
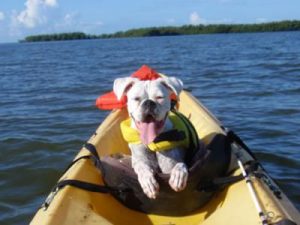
<box><xmin>233</xmin><ymin>143</ymin><xmax>269</xmax><ymax>225</ymax></box>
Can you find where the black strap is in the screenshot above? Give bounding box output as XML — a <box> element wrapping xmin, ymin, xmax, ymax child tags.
<box><xmin>84</xmin><ymin>143</ymin><xmax>100</xmax><ymax>160</ymax></box>
<box><xmin>42</xmin><ymin>178</ymin><xmax>131</xmax><ymax>210</ymax></box>
<box><xmin>153</xmin><ymin>129</ymin><xmax>186</xmax><ymax>143</ymax></box>
<box><xmin>63</xmin><ymin>143</ymin><xmax>105</xmax><ymax>175</ymax></box>
<box><xmin>83</xmin><ymin>143</ymin><xmax>105</xmax><ymax>174</ymax></box>
<box><xmin>42</xmin><ymin>143</ymin><xmax>131</xmax><ymax>210</ymax></box>
<box><xmin>226</xmin><ymin>130</ymin><xmax>257</xmax><ymax>160</ymax></box>
<box><xmin>198</xmin><ymin>174</ymin><xmax>244</xmax><ymax>191</ymax></box>
<box><xmin>63</xmin><ymin>155</ymin><xmax>91</xmax><ymax>174</ymax></box>
<box><xmin>56</xmin><ymin>179</ymin><xmax>118</xmax><ymax>193</ymax></box>
<box><xmin>198</xmin><ymin>160</ymin><xmax>260</xmax><ymax>192</ymax></box>
<box><xmin>53</xmin><ymin>143</ymin><xmax>132</xmax><ymax>195</ymax></box>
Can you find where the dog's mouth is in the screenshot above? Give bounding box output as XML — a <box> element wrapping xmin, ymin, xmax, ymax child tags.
<box><xmin>135</xmin><ymin>114</ymin><xmax>166</xmax><ymax>145</ymax></box>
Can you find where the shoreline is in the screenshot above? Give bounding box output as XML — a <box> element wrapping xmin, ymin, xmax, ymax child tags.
<box><xmin>20</xmin><ymin>20</ymin><xmax>300</xmax><ymax>43</ymax></box>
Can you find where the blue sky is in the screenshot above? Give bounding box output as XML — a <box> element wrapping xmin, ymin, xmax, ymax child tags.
<box><xmin>0</xmin><ymin>0</ymin><xmax>300</xmax><ymax>43</ymax></box>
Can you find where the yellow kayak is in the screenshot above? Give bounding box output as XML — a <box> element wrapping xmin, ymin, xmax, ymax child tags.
<box><xmin>30</xmin><ymin>87</ymin><xmax>300</xmax><ymax>225</ymax></box>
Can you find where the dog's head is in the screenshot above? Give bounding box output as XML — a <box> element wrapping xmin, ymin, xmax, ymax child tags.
<box><xmin>113</xmin><ymin>76</ymin><xmax>183</xmax><ymax>144</ymax></box>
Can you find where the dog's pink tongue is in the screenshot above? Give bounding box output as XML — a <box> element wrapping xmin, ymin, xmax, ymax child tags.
<box><xmin>138</xmin><ymin>122</ymin><xmax>159</xmax><ymax>145</ymax></box>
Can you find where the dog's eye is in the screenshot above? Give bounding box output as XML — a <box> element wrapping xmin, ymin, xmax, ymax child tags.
<box><xmin>133</xmin><ymin>97</ymin><xmax>140</xmax><ymax>101</ymax></box>
<box><xmin>156</xmin><ymin>96</ymin><xmax>164</xmax><ymax>100</ymax></box>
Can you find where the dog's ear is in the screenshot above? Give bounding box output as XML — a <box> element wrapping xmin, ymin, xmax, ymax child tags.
<box><xmin>160</xmin><ymin>77</ymin><xmax>183</xmax><ymax>97</ymax></box>
<box><xmin>113</xmin><ymin>77</ymin><xmax>139</xmax><ymax>100</ymax></box>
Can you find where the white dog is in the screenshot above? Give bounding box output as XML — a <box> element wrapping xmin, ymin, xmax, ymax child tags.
<box><xmin>113</xmin><ymin>76</ymin><xmax>188</xmax><ymax>199</ymax></box>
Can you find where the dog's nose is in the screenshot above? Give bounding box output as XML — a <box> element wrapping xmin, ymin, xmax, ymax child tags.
<box><xmin>142</xmin><ymin>99</ymin><xmax>157</xmax><ymax>111</ymax></box>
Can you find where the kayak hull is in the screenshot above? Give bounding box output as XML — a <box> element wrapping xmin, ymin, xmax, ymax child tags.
<box><xmin>30</xmin><ymin>90</ymin><xmax>300</xmax><ymax>225</ymax></box>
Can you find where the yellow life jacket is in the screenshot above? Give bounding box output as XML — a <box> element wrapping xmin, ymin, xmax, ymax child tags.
<box><xmin>120</xmin><ymin>111</ymin><xmax>199</xmax><ymax>152</ymax></box>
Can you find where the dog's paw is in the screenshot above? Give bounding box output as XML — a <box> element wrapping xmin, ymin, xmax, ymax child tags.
<box><xmin>137</xmin><ymin>172</ymin><xmax>159</xmax><ymax>199</ymax></box>
<box><xmin>169</xmin><ymin>163</ymin><xmax>188</xmax><ymax>192</ymax></box>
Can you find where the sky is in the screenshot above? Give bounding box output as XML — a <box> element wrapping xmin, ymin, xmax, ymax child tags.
<box><xmin>0</xmin><ymin>0</ymin><xmax>300</xmax><ymax>43</ymax></box>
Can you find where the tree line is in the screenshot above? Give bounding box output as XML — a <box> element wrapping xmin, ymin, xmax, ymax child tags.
<box><xmin>22</xmin><ymin>32</ymin><xmax>96</xmax><ymax>42</ymax></box>
<box><xmin>21</xmin><ymin>20</ymin><xmax>300</xmax><ymax>42</ymax></box>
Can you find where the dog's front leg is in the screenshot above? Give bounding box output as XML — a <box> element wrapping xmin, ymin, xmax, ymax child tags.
<box><xmin>130</xmin><ymin>144</ymin><xmax>160</xmax><ymax>199</ymax></box>
<box><xmin>157</xmin><ymin>149</ymin><xmax>188</xmax><ymax>192</ymax></box>
<box><xmin>169</xmin><ymin>162</ymin><xmax>188</xmax><ymax>192</ymax></box>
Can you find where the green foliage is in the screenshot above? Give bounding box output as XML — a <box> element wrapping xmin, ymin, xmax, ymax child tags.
<box><xmin>23</xmin><ymin>32</ymin><xmax>91</xmax><ymax>42</ymax></box>
<box><xmin>21</xmin><ymin>20</ymin><xmax>300</xmax><ymax>42</ymax></box>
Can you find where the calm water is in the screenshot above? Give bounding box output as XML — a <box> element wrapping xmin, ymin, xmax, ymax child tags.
<box><xmin>0</xmin><ymin>32</ymin><xmax>300</xmax><ymax>224</ymax></box>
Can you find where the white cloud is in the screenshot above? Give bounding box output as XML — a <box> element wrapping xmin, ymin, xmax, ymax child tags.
<box><xmin>0</xmin><ymin>11</ymin><xmax>5</xmax><ymax>21</ymax></box>
<box><xmin>189</xmin><ymin>12</ymin><xmax>207</xmax><ymax>25</ymax></box>
<box><xmin>14</xmin><ymin>0</ymin><xmax>57</xmax><ymax>28</ymax></box>
<box><xmin>53</xmin><ymin>12</ymin><xmax>79</xmax><ymax>30</ymax></box>
<box><xmin>45</xmin><ymin>0</ymin><xmax>57</xmax><ymax>7</ymax></box>
<box><xmin>54</xmin><ymin>12</ymin><xmax>103</xmax><ymax>33</ymax></box>
<box><xmin>63</xmin><ymin>13</ymin><xmax>76</xmax><ymax>25</ymax></box>
<box><xmin>6</xmin><ymin>0</ymin><xmax>104</xmax><ymax>42</ymax></box>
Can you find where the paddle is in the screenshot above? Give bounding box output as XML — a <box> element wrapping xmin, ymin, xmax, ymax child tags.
<box><xmin>232</xmin><ymin>142</ymin><xmax>269</xmax><ymax>225</ymax></box>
